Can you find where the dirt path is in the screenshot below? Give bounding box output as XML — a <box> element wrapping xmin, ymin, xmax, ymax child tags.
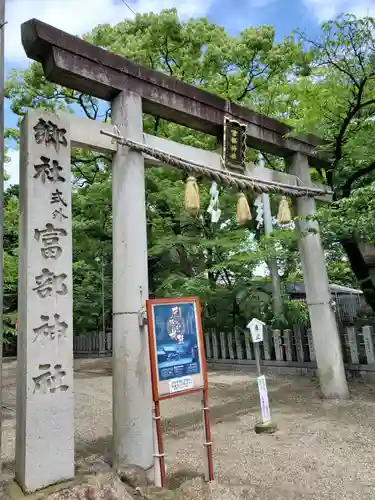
<box><xmin>3</xmin><ymin>358</ymin><xmax>375</xmax><ymax>499</ymax></box>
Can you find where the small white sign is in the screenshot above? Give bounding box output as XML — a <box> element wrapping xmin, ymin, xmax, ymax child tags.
<box><xmin>257</xmin><ymin>375</ymin><xmax>271</xmax><ymax>422</ymax></box>
<box><xmin>169</xmin><ymin>376</ymin><xmax>194</xmax><ymax>394</ymax></box>
<box><xmin>247</xmin><ymin>317</ymin><xmax>265</xmax><ymax>343</ymax></box>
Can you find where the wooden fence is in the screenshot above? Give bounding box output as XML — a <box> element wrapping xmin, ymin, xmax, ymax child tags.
<box><xmin>73</xmin><ymin>330</ymin><xmax>112</xmax><ymax>357</ymax></box>
<box><xmin>73</xmin><ymin>325</ymin><xmax>375</xmax><ymax>373</ymax></box>
<box><xmin>204</xmin><ymin>325</ymin><xmax>375</xmax><ymax>373</ymax></box>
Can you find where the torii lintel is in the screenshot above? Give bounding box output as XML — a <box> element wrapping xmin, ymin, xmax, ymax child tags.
<box><xmin>21</xmin><ymin>18</ymin><xmax>328</xmax><ymax>168</ymax></box>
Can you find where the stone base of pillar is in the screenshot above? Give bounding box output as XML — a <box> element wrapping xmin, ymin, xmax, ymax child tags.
<box><xmin>254</xmin><ymin>421</ymin><xmax>278</xmax><ymax>434</ymax></box>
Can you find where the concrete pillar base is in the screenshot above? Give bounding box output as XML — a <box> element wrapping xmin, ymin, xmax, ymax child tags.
<box><xmin>254</xmin><ymin>421</ymin><xmax>278</xmax><ymax>434</ymax></box>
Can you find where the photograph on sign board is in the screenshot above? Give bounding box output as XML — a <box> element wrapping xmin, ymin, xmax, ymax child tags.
<box><xmin>153</xmin><ymin>301</ymin><xmax>201</xmax><ymax>382</ymax></box>
<box><xmin>147</xmin><ymin>297</ymin><xmax>207</xmax><ymax>399</ymax></box>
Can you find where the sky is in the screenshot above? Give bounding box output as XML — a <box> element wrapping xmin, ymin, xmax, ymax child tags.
<box><xmin>4</xmin><ymin>0</ymin><xmax>375</xmax><ymax>184</ymax></box>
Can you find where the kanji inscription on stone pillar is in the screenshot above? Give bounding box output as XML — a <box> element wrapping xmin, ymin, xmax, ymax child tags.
<box><xmin>16</xmin><ymin>110</ymin><xmax>74</xmax><ymax>493</ymax></box>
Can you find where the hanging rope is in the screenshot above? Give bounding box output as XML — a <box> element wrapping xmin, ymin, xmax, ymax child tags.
<box><xmin>100</xmin><ymin>129</ymin><xmax>331</xmax><ymax>198</ymax></box>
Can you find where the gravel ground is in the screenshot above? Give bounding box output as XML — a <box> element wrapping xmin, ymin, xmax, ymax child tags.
<box><xmin>2</xmin><ymin>358</ymin><xmax>375</xmax><ymax>499</ymax></box>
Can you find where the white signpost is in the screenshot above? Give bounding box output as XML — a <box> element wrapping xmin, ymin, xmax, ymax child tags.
<box><xmin>246</xmin><ymin>318</ymin><xmax>277</xmax><ymax>434</ymax></box>
<box><xmin>247</xmin><ymin>318</ymin><xmax>264</xmax><ymax>343</ymax></box>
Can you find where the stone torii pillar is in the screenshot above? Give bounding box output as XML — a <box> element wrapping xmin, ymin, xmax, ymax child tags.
<box><xmin>288</xmin><ymin>153</ymin><xmax>349</xmax><ymax>399</ymax></box>
<box><xmin>111</xmin><ymin>91</ymin><xmax>154</xmax><ymax>472</ymax></box>
<box><xmin>16</xmin><ymin>110</ymin><xmax>74</xmax><ymax>492</ymax></box>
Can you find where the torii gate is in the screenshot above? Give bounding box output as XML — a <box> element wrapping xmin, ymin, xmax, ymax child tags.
<box><xmin>15</xmin><ymin>18</ymin><xmax>349</xmax><ymax>493</ymax></box>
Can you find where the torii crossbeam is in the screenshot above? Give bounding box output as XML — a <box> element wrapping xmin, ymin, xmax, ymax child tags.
<box><xmin>21</xmin><ymin>18</ymin><xmax>326</xmax><ymax>166</ymax></box>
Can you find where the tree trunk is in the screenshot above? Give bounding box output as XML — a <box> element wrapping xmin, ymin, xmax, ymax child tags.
<box><xmin>147</xmin><ymin>255</ymin><xmax>160</xmax><ymax>298</ymax></box>
<box><xmin>341</xmin><ymin>238</ymin><xmax>375</xmax><ymax>311</ymax></box>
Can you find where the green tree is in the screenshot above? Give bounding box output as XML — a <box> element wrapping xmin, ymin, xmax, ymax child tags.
<box><xmin>288</xmin><ymin>14</ymin><xmax>375</xmax><ymax>309</ymax></box>
<box><xmin>5</xmin><ymin>9</ymin><xmax>305</xmax><ymax>335</ymax></box>
<box><xmin>5</xmin><ymin>9</ymin><xmax>360</xmax><ymax>338</ymax></box>
<box><xmin>4</xmin><ymin>185</ymin><xmax>19</xmax><ymax>342</ymax></box>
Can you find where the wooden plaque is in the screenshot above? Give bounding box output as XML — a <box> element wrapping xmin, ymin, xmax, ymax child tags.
<box><xmin>223</xmin><ymin>116</ymin><xmax>247</xmax><ymax>171</ymax></box>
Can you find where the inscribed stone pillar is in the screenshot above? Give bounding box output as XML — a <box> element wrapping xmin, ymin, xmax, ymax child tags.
<box><xmin>111</xmin><ymin>92</ymin><xmax>153</xmax><ymax>471</ymax></box>
<box><xmin>16</xmin><ymin>110</ymin><xmax>74</xmax><ymax>492</ymax></box>
<box><xmin>288</xmin><ymin>153</ymin><xmax>349</xmax><ymax>399</ymax></box>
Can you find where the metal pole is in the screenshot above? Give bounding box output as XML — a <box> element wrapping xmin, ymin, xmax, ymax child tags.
<box><xmin>258</xmin><ymin>154</ymin><xmax>282</xmax><ymax>319</ymax></box>
<box><xmin>101</xmin><ymin>256</ymin><xmax>105</xmax><ymax>335</ymax></box>
<box><xmin>202</xmin><ymin>388</ymin><xmax>214</xmax><ymax>482</ymax></box>
<box><xmin>252</xmin><ymin>338</ymin><xmax>277</xmax><ymax>433</ymax></box>
<box><xmin>0</xmin><ymin>0</ymin><xmax>5</xmax><ymax>473</ymax></box>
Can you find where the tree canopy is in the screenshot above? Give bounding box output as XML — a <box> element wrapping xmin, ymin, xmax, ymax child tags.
<box><xmin>6</xmin><ymin>9</ymin><xmax>374</xmax><ymax>342</ymax></box>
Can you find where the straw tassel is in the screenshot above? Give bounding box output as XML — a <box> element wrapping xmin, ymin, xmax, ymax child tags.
<box><xmin>277</xmin><ymin>196</ymin><xmax>292</xmax><ymax>224</ymax></box>
<box><xmin>184</xmin><ymin>176</ymin><xmax>200</xmax><ymax>216</ymax></box>
<box><xmin>236</xmin><ymin>192</ymin><xmax>252</xmax><ymax>225</ymax></box>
